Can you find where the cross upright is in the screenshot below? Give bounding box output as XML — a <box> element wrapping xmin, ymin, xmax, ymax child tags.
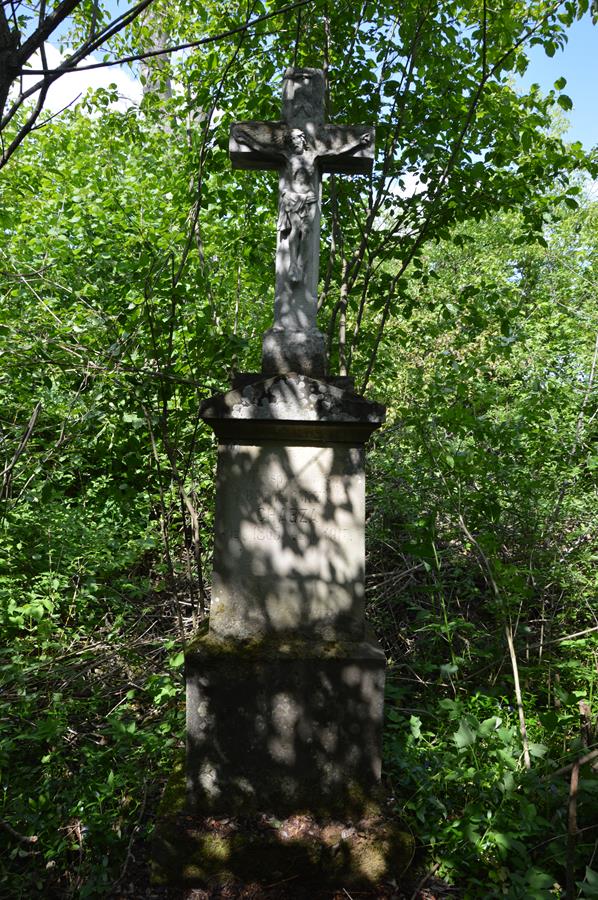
<box><xmin>230</xmin><ymin>67</ymin><xmax>375</xmax><ymax>377</ymax></box>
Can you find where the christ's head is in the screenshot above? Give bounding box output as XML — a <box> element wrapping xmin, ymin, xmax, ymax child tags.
<box><xmin>289</xmin><ymin>128</ymin><xmax>308</xmax><ymax>153</ymax></box>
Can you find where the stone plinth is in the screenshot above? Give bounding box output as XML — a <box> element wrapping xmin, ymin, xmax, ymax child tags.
<box><xmin>200</xmin><ymin>374</ymin><xmax>385</xmax><ymax>645</ymax></box>
<box><xmin>262</xmin><ymin>325</ymin><xmax>328</xmax><ymax>377</ymax></box>
<box><xmin>186</xmin><ymin>628</ymin><xmax>385</xmax><ymax>814</ymax></box>
<box><xmin>200</xmin><ymin>373</ymin><xmax>385</xmax><ymax>442</ymax></box>
<box><xmin>150</xmin><ymin>373</ymin><xmax>413</xmax><ymax>888</ymax></box>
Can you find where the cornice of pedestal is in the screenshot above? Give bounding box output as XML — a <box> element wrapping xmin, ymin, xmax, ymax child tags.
<box><xmin>199</xmin><ymin>373</ymin><xmax>386</xmax><ymax>445</ymax></box>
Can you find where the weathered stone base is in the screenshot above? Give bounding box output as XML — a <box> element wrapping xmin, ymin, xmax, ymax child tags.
<box><xmin>262</xmin><ymin>326</ymin><xmax>328</xmax><ymax>377</ymax></box>
<box><xmin>152</xmin><ymin>763</ymin><xmax>414</xmax><ymax>888</ymax></box>
<box><xmin>231</xmin><ymin>371</ymin><xmax>356</xmax><ymax>392</ymax></box>
<box><xmin>186</xmin><ymin>629</ymin><xmax>386</xmax><ymax>816</ymax></box>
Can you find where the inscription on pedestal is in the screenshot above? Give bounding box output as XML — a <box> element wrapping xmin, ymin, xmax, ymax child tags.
<box><xmin>209</xmin><ymin>442</ymin><xmax>366</xmax><ymax>641</ymax></box>
<box><xmin>240</xmin><ymin>484</ymin><xmax>349</xmax><ymax>543</ymax></box>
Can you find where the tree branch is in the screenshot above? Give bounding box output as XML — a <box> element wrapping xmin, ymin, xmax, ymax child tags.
<box><xmin>22</xmin><ymin>0</ymin><xmax>316</xmax><ymax>76</ymax></box>
<box><xmin>17</xmin><ymin>0</ymin><xmax>80</xmax><ymax>63</ymax></box>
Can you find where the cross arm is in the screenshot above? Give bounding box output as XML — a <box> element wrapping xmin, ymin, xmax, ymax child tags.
<box><xmin>316</xmin><ymin>125</ymin><xmax>375</xmax><ymax>175</ymax></box>
<box><xmin>229</xmin><ymin>121</ymin><xmax>288</xmax><ymax>171</ymax></box>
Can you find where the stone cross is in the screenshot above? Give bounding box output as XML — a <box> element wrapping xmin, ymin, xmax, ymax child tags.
<box><xmin>230</xmin><ymin>67</ymin><xmax>375</xmax><ymax>376</ymax></box>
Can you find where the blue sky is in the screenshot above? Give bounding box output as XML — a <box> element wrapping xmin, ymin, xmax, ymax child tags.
<box><xmin>519</xmin><ymin>13</ymin><xmax>598</xmax><ymax>149</ymax></box>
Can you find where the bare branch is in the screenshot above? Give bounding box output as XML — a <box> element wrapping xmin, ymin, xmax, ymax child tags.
<box><xmin>1</xmin><ymin>400</ymin><xmax>42</xmax><ymax>498</ymax></box>
<box><xmin>22</xmin><ymin>0</ymin><xmax>316</xmax><ymax>76</ymax></box>
<box><xmin>17</xmin><ymin>0</ymin><xmax>80</xmax><ymax>63</ymax></box>
<box><xmin>1</xmin><ymin>0</ymin><xmax>316</xmax><ymax>170</ymax></box>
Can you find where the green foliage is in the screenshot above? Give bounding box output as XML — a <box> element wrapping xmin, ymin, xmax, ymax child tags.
<box><xmin>384</xmin><ymin>684</ymin><xmax>596</xmax><ymax>897</ymax></box>
<box><xmin>368</xmin><ymin>200</ymin><xmax>598</xmax><ymax>896</ymax></box>
<box><xmin>0</xmin><ymin>623</ymin><xmax>185</xmax><ymax>895</ymax></box>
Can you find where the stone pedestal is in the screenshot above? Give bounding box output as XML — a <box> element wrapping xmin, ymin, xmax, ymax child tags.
<box><xmin>151</xmin><ymin>375</ymin><xmax>416</xmax><ymax>888</ymax></box>
<box><xmin>185</xmin><ymin>374</ymin><xmax>387</xmax><ymax>816</ymax></box>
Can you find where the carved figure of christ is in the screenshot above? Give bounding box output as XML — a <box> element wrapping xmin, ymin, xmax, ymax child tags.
<box><xmin>230</xmin><ymin>68</ymin><xmax>374</xmax><ymax>360</ymax></box>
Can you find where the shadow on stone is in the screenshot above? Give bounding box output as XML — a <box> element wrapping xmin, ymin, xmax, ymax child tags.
<box><xmin>185</xmin><ymin>375</ymin><xmax>387</xmax><ymax>816</ymax></box>
<box><xmin>200</xmin><ymin>375</ymin><xmax>385</xmax><ymax>643</ymax></box>
<box><xmin>186</xmin><ymin>627</ymin><xmax>386</xmax><ymax>815</ymax></box>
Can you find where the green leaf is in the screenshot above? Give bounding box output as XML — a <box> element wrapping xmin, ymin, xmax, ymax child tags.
<box><xmin>497</xmin><ymin>748</ymin><xmax>518</xmax><ymax>770</ymax></box>
<box><xmin>525</xmin><ymin>867</ymin><xmax>555</xmax><ymax>890</ymax></box>
<box><xmin>440</xmin><ymin>663</ymin><xmax>459</xmax><ymax>676</ymax></box>
<box><xmin>586</xmin><ymin>867</ymin><xmax>598</xmax><ymax>887</ymax></box>
<box><xmin>528</xmin><ymin>742</ymin><xmax>548</xmax><ymax>758</ymax></box>
<box><xmin>490</xmin><ymin>830</ymin><xmax>513</xmax><ymax>852</ymax></box>
<box><xmin>579</xmin><ymin>868</ymin><xmax>598</xmax><ymax>897</ymax></box>
<box><xmin>501</xmin><ymin>773</ymin><xmax>516</xmax><ymax>794</ymax></box>
<box><xmin>453</xmin><ymin>719</ymin><xmax>477</xmax><ymax>749</ymax></box>
<box><xmin>464</xmin><ymin>821</ymin><xmax>481</xmax><ymax>844</ymax></box>
<box><xmin>410</xmin><ymin>715</ymin><xmax>422</xmax><ymax>740</ymax></box>
<box><xmin>438</xmin><ymin>698</ymin><xmax>458</xmax><ymax>711</ymax></box>
<box><xmin>557</xmin><ymin>94</ymin><xmax>573</xmax><ymax>111</ymax></box>
<box><xmin>479</xmin><ymin>716</ymin><xmax>502</xmax><ymax>737</ymax></box>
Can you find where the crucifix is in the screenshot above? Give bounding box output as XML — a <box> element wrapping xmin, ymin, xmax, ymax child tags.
<box><xmin>230</xmin><ymin>67</ymin><xmax>375</xmax><ymax>376</ymax></box>
<box><xmin>153</xmin><ymin>68</ymin><xmax>399</xmax><ymax>887</ymax></box>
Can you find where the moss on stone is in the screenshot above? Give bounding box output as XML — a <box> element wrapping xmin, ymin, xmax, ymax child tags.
<box><xmin>185</xmin><ymin>626</ymin><xmax>383</xmax><ymax>663</ymax></box>
<box><xmin>158</xmin><ymin>755</ymin><xmax>384</xmax><ymax>820</ymax></box>
<box><xmin>155</xmin><ymin>756</ymin><xmax>185</xmax><ymax>820</ymax></box>
<box><xmin>184</xmin><ymin>626</ymin><xmax>387</xmax><ymax>817</ymax></box>
<box><xmin>158</xmin><ymin>756</ymin><xmax>386</xmax><ymax>820</ymax></box>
